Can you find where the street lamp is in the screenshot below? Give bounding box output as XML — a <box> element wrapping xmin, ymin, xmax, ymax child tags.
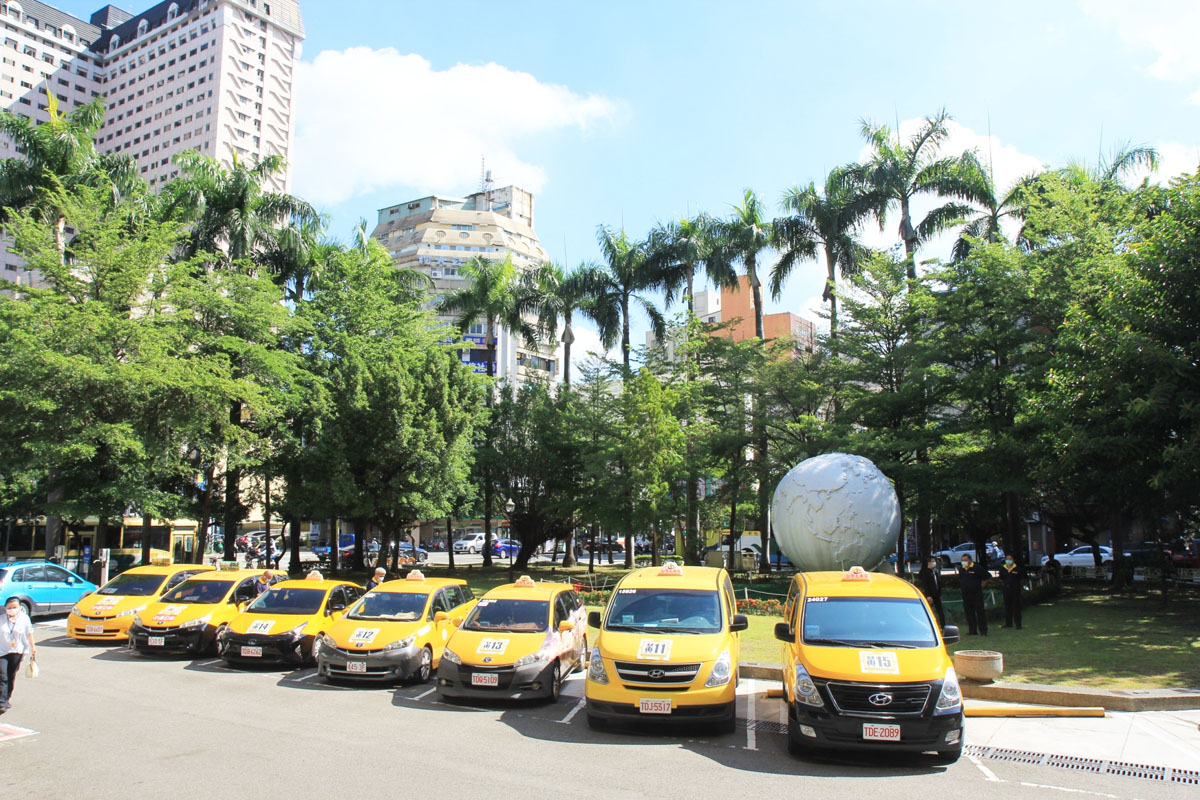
<box><xmin>503</xmin><ymin>498</ymin><xmax>516</xmax><ymax>573</ymax></box>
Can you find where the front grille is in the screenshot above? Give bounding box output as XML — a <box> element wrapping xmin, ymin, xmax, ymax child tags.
<box><xmin>825</xmin><ymin>681</ymin><xmax>931</xmax><ymax>717</ymax></box>
<box><xmin>78</xmin><ymin>613</ymin><xmax>115</xmax><ymax>621</ymax></box>
<box><xmin>331</xmin><ymin>645</ymin><xmax>386</xmax><ymax>656</ymax></box>
<box><xmin>613</xmin><ymin>661</ymin><xmax>701</xmax><ymax>685</ymax></box>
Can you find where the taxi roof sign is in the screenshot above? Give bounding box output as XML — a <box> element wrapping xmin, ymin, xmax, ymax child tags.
<box><xmin>514</xmin><ymin>575</ymin><xmax>537</xmax><ymax>588</ymax></box>
<box><xmin>406</xmin><ymin>570</ymin><xmax>425</xmax><ymax>581</ymax></box>
<box><xmin>842</xmin><ymin>566</ymin><xmax>871</xmax><ymax>582</ymax></box>
<box><xmin>658</xmin><ymin>562</ymin><xmax>684</xmax><ymax>576</ymax></box>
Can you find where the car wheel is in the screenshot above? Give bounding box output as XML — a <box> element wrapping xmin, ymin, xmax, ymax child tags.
<box><xmin>546</xmin><ymin>662</ymin><xmax>561</xmax><ymax>703</ymax></box>
<box><xmin>572</xmin><ymin>635</ymin><xmax>588</xmax><ymax>674</ymax></box>
<box><xmin>309</xmin><ymin>634</ymin><xmax>323</xmax><ymax>666</ymax></box>
<box><xmin>209</xmin><ymin>624</ymin><xmax>229</xmax><ymax>656</ymax></box>
<box><xmin>19</xmin><ymin>600</ymin><xmax>32</xmax><ymax>618</ymax></box>
<box><xmin>714</xmin><ymin>700</ymin><xmax>737</xmax><ymax>735</ymax></box>
<box><xmin>468</xmin><ymin>546</ymin><xmax>476</xmax><ymax>554</ymax></box>
<box><xmin>786</xmin><ymin>709</ymin><xmax>808</xmax><ymax>756</ymax></box>
<box><xmin>1102</xmin><ymin>560</ymin><xmax>1113</xmax><ymax>567</ymax></box>
<box><xmin>414</xmin><ymin>645</ymin><xmax>433</xmax><ymax>684</ymax></box>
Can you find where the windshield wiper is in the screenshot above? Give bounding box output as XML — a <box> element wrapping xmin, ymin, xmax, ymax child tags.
<box><xmin>603</xmin><ymin>623</ymin><xmax>644</xmax><ymax>633</ymax></box>
<box><xmin>647</xmin><ymin>626</ymin><xmax>706</xmax><ymax>634</ymax></box>
<box><xmin>804</xmin><ymin>637</ymin><xmax>862</xmax><ymax>647</ymax></box>
<box><xmin>860</xmin><ymin>641</ymin><xmax>918</xmax><ymax>649</ymax></box>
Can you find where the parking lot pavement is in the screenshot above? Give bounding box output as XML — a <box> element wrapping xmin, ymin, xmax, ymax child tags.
<box><xmin>6</xmin><ymin>620</ymin><xmax>1196</xmax><ymax>799</ymax></box>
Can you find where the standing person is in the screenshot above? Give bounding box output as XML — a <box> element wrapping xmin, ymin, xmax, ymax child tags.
<box><xmin>918</xmin><ymin>557</ymin><xmax>945</xmax><ymax>625</ymax></box>
<box><xmin>1</xmin><ymin>597</ymin><xmax>36</xmax><ymax>713</ymax></box>
<box><xmin>365</xmin><ymin>567</ymin><xmax>386</xmax><ymax>591</ymax></box>
<box><xmin>956</xmin><ymin>554</ymin><xmax>991</xmax><ymax>636</ymax></box>
<box><xmin>999</xmin><ymin>556</ymin><xmax>1023</xmax><ymax>629</ymax></box>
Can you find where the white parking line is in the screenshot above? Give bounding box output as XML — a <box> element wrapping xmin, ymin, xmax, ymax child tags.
<box><xmin>195</xmin><ymin>659</ymin><xmax>222</xmax><ymax>667</ymax></box>
<box><xmin>558</xmin><ymin>699</ymin><xmax>585</xmax><ymax>725</ymax></box>
<box><xmin>967</xmin><ymin>753</ymin><xmax>1003</xmax><ymax>782</ymax></box>
<box><xmin>1019</xmin><ymin>782</ymin><xmax>1122</xmax><ymax>799</ymax></box>
<box><xmin>412</xmin><ymin>687</ymin><xmax>437</xmax><ymax>700</ymax></box>
<box><xmin>744</xmin><ymin>678</ymin><xmax>757</xmax><ymax>750</ymax></box>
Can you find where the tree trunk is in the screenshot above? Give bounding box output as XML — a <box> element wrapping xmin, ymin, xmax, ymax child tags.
<box><xmin>727</xmin><ymin>483</ymin><xmax>739</xmax><ymax>572</ymax></box>
<box><xmin>352</xmin><ymin>516</ymin><xmax>365</xmax><ymax>571</ymax></box>
<box><xmin>446</xmin><ymin>516</ymin><xmax>456</xmax><ymax>572</ymax></box>
<box><xmin>288</xmin><ymin>513</ymin><xmax>301</xmax><ymax>574</ymax></box>
<box><xmin>651</xmin><ymin>519</ymin><xmax>661</xmax><ymax>568</ymax></box>
<box><xmin>483</xmin><ymin>480</ymin><xmax>494</xmax><ymax>568</ymax></box>
<box><xmin>621</xmin><ymin>294</ymin><xmax>631</xmax><ymax>374</ymax></box>
<box><xmin>194</xmin><ymin>461</ymin><xmax>216</xmax><ymax>564</ymax></box>
<box><xmin>139</xmin><ymin>513</ymin><xmax>152</xmax><ymax>566</ymax></box>
<box><xmin>825</xmin><ymin>250</ymin><xmax>839</xmax><ymax>338</ymax></box>
<box><xmin>263</xmin><ymin>475</ymin><xmax>272</xmax><ymax>569</ymax></box>
<box><xmin>562</xmin><ymin>310</ymin><xmax>573</xmax><ymax>388</ymax></box>
<box><xmin>588</xmin><ymin>523</ymin><xmax>597</xmax><ymax>574</ymax></box>
<box><xmin>561</xmin><ymin>521</ymin><xmax>576</xmax><ymax>568</ymax></box>
<box><xmin>222</xmin><ymin>402</ymin><xmax>243</xmax><ymax>561</ymax></box>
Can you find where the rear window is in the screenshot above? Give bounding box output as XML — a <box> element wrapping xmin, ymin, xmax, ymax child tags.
<box><xmin>801</xmin><ymin>596</ymin><xmax>937</xmax><ymax>648</ymax></box>
<box><xmin>97</xmin><ymin>572</ymin><xmax>167</xmax><ymax>597</ymax></box>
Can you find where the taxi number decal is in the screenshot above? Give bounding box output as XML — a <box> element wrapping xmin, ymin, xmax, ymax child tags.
<box><xmin>618</xmin><ymin>589</ymin><xmax>637</xmax><ymax>594</ymax></box>
<box><xmin>92</xmin><ymin>598</ymin><xmax>120</xmax><ymax>609</ymax></box>
<box><xmin>806</xmin><ymin>596</ymin><xmax>828</xmax><ymax>603</ymax></box>
<box><xmin>637</xmin><ymin>639</ymin><xmax>672</xmax><ymax>661</ymax></box>
<box><xmin>477</xmin><ymin>638</ymin><xmax>508</xmax><ymax>654</ymax></box>
<box><xmin>349</xmin><ymin>628</ymin><xmax>379</xmax><ymax>644</ymax></box>
<box><xmin>477</xmin><ymin>599</ymin><xmax>494</xmax><ymax>606</ymax></box>
<box><xmin>248</xmin><ymin>619</ymin><xmax>276</xmax><ymax>634</ymax></box>
<box><xmin>154</xmin><ymin>604</ymin><xmax>186</xmax><ymax>622</ymax></box>
<box><xmin>859</xmin><ymin>651</ymin><xmax>900</xmax><ymax>674</ymax></box>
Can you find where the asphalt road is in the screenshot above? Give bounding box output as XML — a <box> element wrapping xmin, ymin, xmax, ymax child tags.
<box><xmin>1</xmin><ymin>619</ymin><xmax>1192</xmax><ymax>800</ymax></box>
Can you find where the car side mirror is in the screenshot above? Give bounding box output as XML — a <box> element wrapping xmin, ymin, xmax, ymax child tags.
<box><xmin>450</xmin><ymin>616</ymin><xmax>464</xmax><ymax>628</ymax></box>
<box><xmin>237</xmin><ymin>601</ymin><xmax>248</xmax><ymax>611</ymax></box>
<box><xmin>587</xmin><ymin>611</ymin><xmax>601</xmax><ymax>628</ymax></box>
<box><xmin>558</xmin><ymin>620</ymin><xmax>575</xmax><ymax>633</ymax></box>
<box><xmin>942</xmin><ymin>625</ymin><xmax>960</xmax><ymax>645</ymax></box>
<box><xmin>433</xmin><ymin>611</ymin><xmax>448</xmax><ymax>622</ymax></box>
<box><xmin>774</xmin><ymin>622</ymin><xmax>795</xmax><ymax>643</ymax></box>
<box><xmin>730</xmin><ymin>614</ymin><xmax>749</xmax><ymax>633</ymax></box>
<box><xmin>327</xmin><ymin>603</ymin><xmax>346</xmax><ymax>615</ymax></box>
<box><xmin>66</xmin><ymin>576</ymin><xmax>75</xmax><ymax>585</ymax></box>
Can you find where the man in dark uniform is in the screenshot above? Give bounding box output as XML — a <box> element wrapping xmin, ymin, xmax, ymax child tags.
<box><xmin>918</xmin><ymin>557</ymin><xmax>944</xmax><ymax>625</ymax></box>
<box><xmin>957</xmin><ymin>554</ymin><xmax>990</xmax><ymax>635</ymax></box>
<box><xmin>999</xmin><ymin>555</ymin><xmax>1023</xmax><ymax>629</ymax></box>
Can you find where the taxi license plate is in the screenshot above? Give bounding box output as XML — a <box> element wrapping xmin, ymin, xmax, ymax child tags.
<box><xmin>470</xmin><ymin>673</ymin><xmax>499</xmax><ymax>687</ymax></box>
<box><xmin>241</xmin><ymin>646</ymin><xmax>263</xmax><ymax>658</ymax></box>
<box><xmin>639</xmin><ymin>698</ymin><xmax>672</xmax><ymax>714</ymax></box>
<box><xmin>863</xmin><ymin>723</ymin><xmax>901</xmax><ymax>741</ymax></box>
<box><xmin>85</xmin><ymin>625</ymin><xmax>104</xmax><ymax>635</ymax></box>
<box><xmin>148</xmin><ymin>636</ymin><xmax>165</xmax><ymax>647</ymax></box>
<box><xmin>347</xmin><ymin>662</ymin><xmax>367</xmax><ymax>674</ymax></box>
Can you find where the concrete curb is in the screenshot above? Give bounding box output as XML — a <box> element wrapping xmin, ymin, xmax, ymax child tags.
<box><xmin>740</xmin><ymin>662</ymin><xmax>1200</xmax><ymax>711</ymax></box>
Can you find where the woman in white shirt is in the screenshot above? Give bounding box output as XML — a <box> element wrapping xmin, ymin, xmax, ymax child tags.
<box><xmin>1</xmin><ymin>596</ymin><xmax>37</xmax><ymax>712</ymax></box>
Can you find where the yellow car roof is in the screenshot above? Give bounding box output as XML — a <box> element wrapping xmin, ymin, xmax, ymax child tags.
<box><xmin>272</xmin><ymin>578</ymin><xmax>362</xmax><ymax>591</ymax></box>
<box><xmin>186</xmin><ymin>569</ymin><xmax>273</xmax><ymax>582</ymax></box>
<box><xmin>370</xmin><ymin>577</ymin><xmax>467</xmax><ymax>594</ymax></box>
<box><xmin>617</xmin><ymin>564</ymin><xmax>723</xmax><ymax>591</ymax></box>
<box><xmin>799</xmin><ymin>570</ymin><xmax>921</xmax><ymax>599</ymax></box>
<box><xmin>113</xmin><ymin>564</ymin><xmax>214</xmax><ymax>577</ymax></box>
<box><xmin>482</xmin><ymin>579</ymin><xmax>571</xmax><ymax>601</ymax></box>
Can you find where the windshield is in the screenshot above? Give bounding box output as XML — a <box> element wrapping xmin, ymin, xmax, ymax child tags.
<box><xmin>96</xmin><ymin>572</ymin><xmax>167</xmax><ymax>597</ymax></box>
<box><xmin>604</xmin><ymin>589</ymin><xmax>722</xmax><ymax>634</ymax></box>
<box><xmin>161</xmin><ymin>579</ymin><xmax>233</xmax><ymax>604</ymax></box>
<box><xmin>247</xmin><ymin>587</ymin><xmax>326</xmax><ymax>616</ymax></box>
<box><xmin>801</xmin><ymin>597</ymin><xmax>937</xmax><ymax>648</ymax></box>
<box><xmin>348</xmin><ymin>592</ymin><xmax>427</xmax><ymax>621</ymax></box>
<box><xmin>463</xmin><ymin>599</ymin><xmax>549</xmax><ymax>632</ymax></box>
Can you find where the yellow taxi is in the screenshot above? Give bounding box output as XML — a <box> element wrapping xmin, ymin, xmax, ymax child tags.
<box><xmin>219</xmin><ymin>578</ymin><xmax>364</xmax><ymax>667</ymax></box>
<box><xmin>128</xmin><ymin>569</ymin><xmax>282</xmax><ymax>655</ymax></box>
<box><xmin>67</xmin><ymin>563</ymin><xmax>213</xmax><ymax>642</ymax></box>
<box><xmin>584</xmin><ymin>563</ymin><xmax>747</xmax><ymax>732</ymax></box>
<box><xmin>774</xmin><ymin>567</ymin><xmax>963</xmax><ymax>763</ymax></box>
<box><xmin>316</xmin><ymin>571</ymin><xmax>476</xmax><ymax>683</ymax></box>
<box><xmin>436</xmin><ymin>576</ymin><xmax>587</xmax><ymax>702</ymax></box>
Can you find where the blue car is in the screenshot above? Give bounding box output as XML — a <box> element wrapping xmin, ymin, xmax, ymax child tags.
<box><xmin>491</xmin><ymin>538</ymin><xmax>521</xmax><ymax>558</ymax></box>
<box><xmin>0</xmin><ymin>561</ymin><xmax>97</xmax><ymax>617</ymax></box>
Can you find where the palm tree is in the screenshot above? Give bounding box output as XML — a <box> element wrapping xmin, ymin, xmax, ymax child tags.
<box><xmin>588</xmin><ymin>225</ymin><xmax>666</xmax><ymax>375</ymax></box>
<box><xmin>0</xmin><ymin>88</ymin><xmax>137</xmax><ymax>260</ymax></box>
<box><xmin>845</xmin><ymin>108</ymin><xmax>990</xmax><ymax>277</ymax></box>
<box><xmin>950</xmin><ymin>170</ymin><xmax>1043</xmax><ymax>261</ymax></box>
<box><xmin>521</xmin><ymin>260</ymin><xmax>603</xmax><ymax>388</ymax></box>
<box><xmin>439</xmin><ymin>254</ymin><xmax>538</xmax><ymax>568</ymax></box>
<box><xmin>708</xmin><ymin>190</ymin><xmax>773</xmax><ymax>340</ymax></box>
<box><xmin>158</xmin><ymin>150</ymin><xmax>318</xmax><ymax>266</ymax></box>
<box><xmin>772</xmin><ymin>167</ymin><xmax>876</xmax><ymax>336</ymax></box>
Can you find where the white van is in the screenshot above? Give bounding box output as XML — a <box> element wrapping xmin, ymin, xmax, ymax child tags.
<box><xmin>452</xmin><ymin>532</ymin><xmax>487</xmax><ymax>554</ymax></box>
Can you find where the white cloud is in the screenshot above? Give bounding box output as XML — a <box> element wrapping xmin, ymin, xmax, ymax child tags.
<box><xmin>546</xmin><ymin>322</ymin><xmax>613</xmax><ymax>383</ymax></box>
<box><xmin>291</xmin><ymin>48</ymin><xmax>619</xmax><ymax>206</ymax></box>
<box><xmin>1133</xmin><ymin>140</ymin><xmax>1200</xmax><ymax>184</ymax></box>
<box><xmin>1079</xmin><ymin>1</ymin><xmax>1200</xmax><ymax>94</ymax></box>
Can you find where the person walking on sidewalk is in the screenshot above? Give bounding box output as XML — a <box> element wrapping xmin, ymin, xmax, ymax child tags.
<box><xmin>957</xmin><ymin>554</ymin><xmax>991</xmax><ymax>636</ymax></box>
<box><xmin>1</xmin><ymin>596</ymin><xmax>36</xmax><ymax>713</ymax></box>
<box><xmin>918</xmin><ymin>557</ymin><xmax>945</xmax><ymax>625</ymax></box>
<box><xmin>999</xmin><ymin>555</ymin><xmax>1024</xmax><ymax>629</ymax></box>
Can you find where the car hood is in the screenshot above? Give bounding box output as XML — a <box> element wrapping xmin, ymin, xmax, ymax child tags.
<box><xmin>228</xmin><ymin>611</ymin><xmax>326</xmax><ymax>636</ymax></box>
<box><xmin>800</xmin><ymin>644</ymin><xmax>950</xmax><ymax>683</ymax></box>
<box><xmin>137</xmin><ymin>601</ymin><xmax>219</xmax><ymax>627</ymax></box>
<box><xmin>445</xmin><ymin>628</ymin><xmax>550</xmax><ymax>666</ymax></box>
<box><xmin>75</xmin><ymin>593</ymin><xmax>149</xmax><ymax>617</ymax></box>
<box><xmin>327</xmin><ymin>618</ymin><xmax>427</xmax><ymax>649</ymax></box>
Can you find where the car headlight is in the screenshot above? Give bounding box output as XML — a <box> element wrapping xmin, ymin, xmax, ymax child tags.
<box><xmin>115</xmin><ymin>605</ymin><xmax>148</xmax><ymax>619</ymax></box>
<box><xmin>320</xmin><ymin>633</ymin><xmax>336</xmax><ymax>648</ymax></box>
<box><xmin>513</xmin><ymin>648</ymin><xmax>554</xmax><ymax>668</ymax></box>
<box><xmin>587</xmin><ymin>647</ymin><xmax>608</xmax><ymax>684</ymax></box>
<box><xmin>70</xmin><ymin>604</ymin><xmax>80</xmax><ymax>616</ymax></box>
<box><xmin>441</xmin><ymin>647</ymin><xmax>462</xmax><ymax>665</ymax></box>
<box><xmin>179</xmin><ymin>614</ymin><xmax>212</xmax><ymax>630</ymax></box>
<box><xmin>383</xmin><ymin>635</ymin><xmax>416</xmax><ymax>651</ymax></box>
<box><xmin>792</xmin><ymin>664</ymin><xmax>825</xmax><ymax>708</ymax></box>
<box><xmin>936</xmin><ymin>667</ymin><xmax>962</xmax><ymax>711</ymax></box>
<box><xmin>705</xmin><ymin>649</ymin><xmax>733</xmax><ymax>687</ymax></box>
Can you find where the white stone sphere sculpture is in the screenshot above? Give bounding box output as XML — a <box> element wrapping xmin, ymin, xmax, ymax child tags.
<box><xmin>771</xmin><ymin>453</ymin><xmax>901</xmax><ymax>571</ymax></box>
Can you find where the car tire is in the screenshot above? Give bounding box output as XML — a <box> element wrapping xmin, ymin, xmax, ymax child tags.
<box><xmin>468</xmin><ymin>546</ymin><xmax>476</xmax><ymax>554</ymax></box>
<box><xmin>19</xmin><ymin>600</ymin><xmax>32</xmax><ymax>618</ymax></box>
<box><xmin>932</xmin><ymin>744</ymin><xmax>963</xmax><ymax>765</ymax></box>
<box><xmin>209</xmin><ymin>624</ymin><xmax>229</xmax><ymax>656</ymax></box>
<box><xmin>786</xmin><ymin>710</ymin><xmax>808</xmax><ymax>756</ymax></box>
<box><xmin>1102</xmin><ymin>560</ymin><xmax>1113</xmax><ymax>567</ymax></box>
<box><xmin>414</xmin><ymin>645</ymin><xmax>433</xmax><ymax>684</ymax></box>
<box><xmin>572</xmin><ymin>635</ymin><xmax>588</xmax><ymax>674</ymax></box>
<box><xmin>715</xmin><ymin>700</ymin><xmax>737</xmax><ymax>735</ymax></box>
<box><xmin>308</xmin><ymin>634</ymin><xmax>323</xmax><ymax>666</ymax></box>
<box><xmin>546</xmin><ymin>662</ymin><xmax>561</xmax><ymax>703</ymax></box>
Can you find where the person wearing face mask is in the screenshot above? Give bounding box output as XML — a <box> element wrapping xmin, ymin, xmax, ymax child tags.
<box><xmin>1</xmin><ymin>596</ymin><xmax>36</xmax><ymax>713</ymax></box>
<box><xmin>918</xmin><ymin>557</ymin><xmax>944</xmax><ymax>625</ymax></box>
<box><xmin>999</xmin><ymin>555</ymin><xmax>1024</xmax><ymax>629</ymax></box>
<box><xmin>956</xmin><ymin>554</ymin><xmax>991</xmax><ymax>636</ymax></box>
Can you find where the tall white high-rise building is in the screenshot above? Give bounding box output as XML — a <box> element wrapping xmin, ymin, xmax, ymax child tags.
<box><xmin>0</xmin><ymin>0</ymin><xmax>303</xmax><ymax>283</ymax></box>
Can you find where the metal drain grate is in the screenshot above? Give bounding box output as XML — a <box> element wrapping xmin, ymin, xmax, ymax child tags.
<box><xmin>739</xmin><ymin>719</ymin><xmax>789</xmax><ymax>734</ymax></box>
<box><xmin>964</xmin><ymin>744</ymin><xmax>1198</xmax><ymax>784</ymax></box>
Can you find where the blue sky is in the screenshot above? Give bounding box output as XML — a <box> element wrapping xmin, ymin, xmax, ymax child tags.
<box><xmin>56</xmin><ymin>0</ymin><xmax>1200</xmax><ymax>362</ymax></box>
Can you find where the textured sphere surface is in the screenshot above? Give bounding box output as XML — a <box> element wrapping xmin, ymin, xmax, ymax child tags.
<box><xmin>771</xmin><ymin>453</ymin><xmax>901</xmax><ymax>571</ymax></box>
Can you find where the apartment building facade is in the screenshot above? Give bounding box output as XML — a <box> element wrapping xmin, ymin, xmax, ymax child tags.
<box><xmin>371</xmin><ymin>184</ymin><xmax>559</xmax><ymax>384</ymax></box>
<box><xmin>0</xmin><ymin>0</ymin><xmax>303</xmax><ymax>283</ymax></box>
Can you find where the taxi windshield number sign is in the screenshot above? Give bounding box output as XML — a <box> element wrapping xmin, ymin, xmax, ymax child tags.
<box><xmin>636</xmin><ymin>639</ymin><xmax>672</xmax><ymax>661</ymax></box>
<box><xmin>859</xmin><ymin>651</ymin><xmax>900</xmax><ymax>674</ymax></box>
<box><xmin>477</xmin><ymin>638</ymin><xmax>508</xmax><ymax>655</ymax></box>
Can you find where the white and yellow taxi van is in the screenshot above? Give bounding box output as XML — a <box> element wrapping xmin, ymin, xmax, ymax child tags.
<box><xmin>436</xmin><ymin>576</ymin><xmax>587</xmax><ymax>702</ymax></box>
<box><xmin>68</xmin><ymin>563</ymin><xmax>212</xmax><ymax>642</ymax></box>
<box><xmin>128</xmin><ymin>568</ymin><xmax>279</xmax><ymax>655</ymax></box>
<box><xmin>316</xmin><ymin>571</ymin><xmax>476</xmax><ymax>683</ymax></box>
<box><xmin>219</xmin><ymin>578</ymin><xmax>364</xmax><ymax>667</ymax></box>
<box><xmin>584</xmin><ymin>563</ymin><xmax>747</xmax><ymax>732</ymax></box>
<box><xmin>775</xmin><ymin>567</ymin><xmax>964</xmax><ymax>762</ymax></box>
